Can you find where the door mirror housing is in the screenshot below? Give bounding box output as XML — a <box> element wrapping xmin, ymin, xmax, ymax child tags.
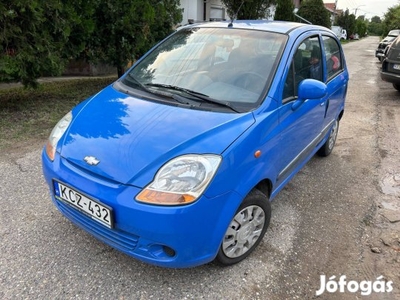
<box><xmin>298</xmin><ymin>79</ymin><xmax>327</xmax><ymax>99</ymax></box>
<box><xmin>292</xmin><ymin>79</ymin><xmax>327</xmax><ymax>110</ymax></box>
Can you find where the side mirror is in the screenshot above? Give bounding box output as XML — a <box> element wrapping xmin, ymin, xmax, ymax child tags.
<box><xmin>298</xmin><ymin>79</ymin><xmax>327</xmax><ymax>99</ymax></box>
<box><xmin>292</xmin><ymin>79</ymin><xmax>327</xmax><ymax>110</ymax></box>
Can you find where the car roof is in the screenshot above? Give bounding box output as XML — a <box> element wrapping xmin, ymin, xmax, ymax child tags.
<box><xmin>179</xmin><ymin>20</ymin><xmax>328</xmax><ymax>36</ymax></box>
<box><xmin>388</xmin><ymin>29</ymin><xmax>400</xmax><ymax>36</ymax></box>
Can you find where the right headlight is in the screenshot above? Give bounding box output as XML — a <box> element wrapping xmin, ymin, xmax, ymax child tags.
<box><xmin>45</xmin><ymin>111</ymin><xmax>72</xmax><ymax>161</ymax></box>
<box><xmin>136</xmin><ymin>154</ymin><xmax>222</xmax><ymax>205</ymax></box>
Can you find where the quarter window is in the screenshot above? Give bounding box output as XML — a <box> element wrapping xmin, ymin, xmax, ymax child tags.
<box><xmin>323</xmin><ymin>36</ymin><xmax>342</xmax><ymax>79</ymax></box>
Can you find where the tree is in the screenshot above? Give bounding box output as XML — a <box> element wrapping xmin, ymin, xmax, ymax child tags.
<box><xmin>0</xmin><ymin>0</ymin><xmax>95</xmax><ymax>87</ymax></box>
<box><xmin>88</xmin><ymin>0</ymin><xmax>182</xmax><ymax>78</ymax></box>
<box><xmin>335</xmin><ymin>9</ymin><xmax>356</xmax><ymax>39</ymax></box>
<box><xmin>221</xmin><ymin>0</ymin><xmax>276</xmax><ymax>20</ymax></box>
<box><xmin>382</xmin><ymin>4</ymin><xmax>400</xmax><ymax>37</ymax></box>
<box><xmin>355</xmin><ymin>17</ymin><xmax>367</xmax><ymax>37</ymax></box>
<box><xmin>297</xmin><ymin>0</ymin><xmax>331</xmax><ymax>28</ymax></box>
<box><xmin>87</xmin><ymin>0</ymin><xmax>154</xmax><ymax>78</ymax></box>
<box><xmin>146</xmin><ymin>0</ymin><xmax>183</xmax><ymax>52</ymax></box>
<box><xmin>274</xmin><ymin>0</ymin><xmax>295</xmax><ymax>22</ymax></box>
<box><xmin>371</xmin><ymin>16</ymin><xmax>381</xmax><ymax>23</ymax></box>
<box><xmin>368</xmin><ymin>16</ymin><xmax>383</xmax><ymax>36</ymax></box>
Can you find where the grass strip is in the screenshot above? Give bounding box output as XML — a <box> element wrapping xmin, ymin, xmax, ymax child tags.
<box><xmin>0</xmin><ymin>77</ymin><xmax>116</xmax><ymax>153</ymax></box>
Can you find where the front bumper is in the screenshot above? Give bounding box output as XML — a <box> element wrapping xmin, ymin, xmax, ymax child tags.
<box><xmin>375</xmin><ymin>50</ymin><xmax>385</xmax><ymax>58</ymax></box>
<box><xmin>42</xmin><ymin>149</ymin><xmax>243</xmax><ymax>268</ymax></box>
<box><xmin>381</xmin><ymin>71</ymin><xmax>400</xmax><ymax>84</ymax></box>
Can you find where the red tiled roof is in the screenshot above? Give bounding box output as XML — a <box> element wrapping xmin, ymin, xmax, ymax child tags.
<box><xmin>324</xmin><ymin>2</ymin><xmax>343</xmax><ymax>15</ymax></box>
<box><xmin>325</xmin><ymin>3</ymin><xmax>336</xmax><ymax>11</ymax></box>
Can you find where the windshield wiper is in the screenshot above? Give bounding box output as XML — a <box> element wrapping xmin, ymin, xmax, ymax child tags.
<box><xmin>126</xmin><ymin>73</ymin><xmax>151</xmax><ymax>92</ymax></box>
<box><xmin>145</xmin><ymin>83</ymin><xmax>242</xmax><ymax>113</ymax></box>
<box><xmin>124</xmin><ymin>75</ymin><xmax>198</xmax><ymax>106</ymax></box>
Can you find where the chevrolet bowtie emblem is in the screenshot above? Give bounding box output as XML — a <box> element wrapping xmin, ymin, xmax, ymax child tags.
<box><xmin>84</xmin><ymin>156</ymin><xmax>100</xmax><ymax>166</ymax></box>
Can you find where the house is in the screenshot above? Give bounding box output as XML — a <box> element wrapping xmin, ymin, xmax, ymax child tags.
<box><xmin>180</xmin><ymin>0</ymin><xmax>227</xmax><ymax>24</ymax></box>
<box><xmin>179</xmin><ymin>1</ymin><xmax>337</xmax><ymax>25</ymax></box>
<box><xmin>293</xmin><ymin>0</ymin><xmax>302</xmax><ymax>8</ymax></box>
<box><xmin>324</xmin><ymin>2</ymin><xmax>343</xmax><ymax>25</ymax></box>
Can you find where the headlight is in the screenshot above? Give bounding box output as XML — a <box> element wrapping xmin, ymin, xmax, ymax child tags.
<box><xmin>136</xmin><ymin>154</ymin><xmax>222</xmax><ymax>205</ymax></box>
<box><xmin>45</xmin><ymin>111</ymin><xmax>72</xmax><ymax>161</ymax></box>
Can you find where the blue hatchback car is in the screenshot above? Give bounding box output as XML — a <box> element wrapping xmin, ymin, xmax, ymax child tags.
<box><xmin>42</xmin><ymin>21</ymin><xmax>349</xmax><ymax>268</ymax></box>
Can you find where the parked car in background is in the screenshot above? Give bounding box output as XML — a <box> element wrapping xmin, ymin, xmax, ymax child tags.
<box><xmin>350</xmin><ymin>33</ymin><xmax>359</xmax><ymax>40</ymax></box>
<box><xmin>42</xmin><ymin>20</ymin><xmax>349</xmax><ymax>268</ymax></box>
<box><xmin>376</xmin><ymin>29</ymin><xmax>400</xmax><ymax>62</ymax></box>
<box><xmin>331</xmin><ymin>26</ymin><xmax>347</xmax><ymax>40</ymax></box>
<box><xmin>381</xmin><ymin>35</ymin><xmax>400</xmax><ymax>91</ymax></box>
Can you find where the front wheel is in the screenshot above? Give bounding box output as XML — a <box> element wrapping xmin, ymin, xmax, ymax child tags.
<box><xmin>317</xmin><ymin>119</ymin><xmax>339</xmax><ymax>157</ymax></box>
<box><xmin>215</xmin><ymin>189</ymin><xmax>271</xmax><ymax>266</ymax></box>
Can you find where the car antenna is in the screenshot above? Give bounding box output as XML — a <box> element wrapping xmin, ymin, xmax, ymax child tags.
<box><xmin>228</xmin><ymin>0</ymin><xmax>244</xmax><ymax>27</ymax></box>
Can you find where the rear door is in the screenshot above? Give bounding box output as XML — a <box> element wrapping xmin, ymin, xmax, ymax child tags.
<box><xmin>321</xmin><ymin>34</ymin><xmax>348</xmax><ymax>131</ymax></box>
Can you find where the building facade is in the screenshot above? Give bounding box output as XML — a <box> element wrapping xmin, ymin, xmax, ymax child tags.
<box><xmin>179</xmin><ymin>0</ymin><xmax>309</xmax><ymax>25</ymax></box>
<box><xmin>180</xmin><ymin>0</ymin><xmax>227</xmax><ymax>24</ymax></box>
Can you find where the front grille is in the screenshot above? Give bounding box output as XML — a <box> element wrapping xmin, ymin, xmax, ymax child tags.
<box><xmin>57</xmin><ymin>200</ymin><xmax>139</xmax><ymax>252</ymax></box>
<box><xmin>378</xmin><ymin>43</ymin><xmax>387</xmax><ymax>50</ymax></box>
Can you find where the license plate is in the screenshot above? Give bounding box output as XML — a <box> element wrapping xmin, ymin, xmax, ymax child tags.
<box><xmin>53</xmin><ymin>181</ymin><xmax>113</xmax><ymax>228</ymax></box>
<box><xmin>393</xmin><ymin>64</ymin><xmax>400</xmax><ymax>70</ymax></box>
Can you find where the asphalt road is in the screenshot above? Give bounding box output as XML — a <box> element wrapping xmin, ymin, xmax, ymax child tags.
<box><xmin>1</xmin><ymin>36</ymin><xmax>399</xmax><ymax>299</ymax></box>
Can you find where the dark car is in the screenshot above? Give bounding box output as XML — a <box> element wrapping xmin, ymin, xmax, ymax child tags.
<box><xmin>381</xmin><ymin>35</ymin><xmax>400</xmax><ymax>91</ymax></box>
<box><xmin>376</xmin><ymin>29</ymin><xmax>400</xmax><ymax>62</ymax></box>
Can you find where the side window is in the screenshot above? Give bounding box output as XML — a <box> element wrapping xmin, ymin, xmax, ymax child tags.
<box><xmin>323</xmin><ymin>36</ymin><xmax>342</xmax><ymax>79</ymax></box>
<box><xmin>283</xmin><ymin>36</ymin><xmax>322</xmax><ymax>101</ymax></box>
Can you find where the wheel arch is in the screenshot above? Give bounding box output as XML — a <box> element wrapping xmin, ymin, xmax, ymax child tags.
<box><xmin>338</xmin><ymin>109</ymin><xmax>344</xmax><ymax>121</ymax></box>
<box><xmin>254</xmin><ymin>179</ymin><xmax>273</xmax><ymax>199</ymax></box>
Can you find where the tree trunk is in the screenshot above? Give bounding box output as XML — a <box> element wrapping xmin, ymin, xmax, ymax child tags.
<box><xmin>117</xmin><ymin>65</ymin><xmax>125</xmax><ymax>78</ymax></box>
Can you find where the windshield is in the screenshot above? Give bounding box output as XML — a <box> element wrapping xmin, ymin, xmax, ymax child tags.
<box><xmin>383</xmin><ymin>36</ymin><xmax>397</xmax><ymax>43</ymax></box>
<box><xmin>122</xmin><ymin>27</ymin><xmax>286</xmax><ymax>111</ymax></box>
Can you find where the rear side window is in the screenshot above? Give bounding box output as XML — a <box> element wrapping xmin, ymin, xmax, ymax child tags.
<box><xmin>322</xmin><ymin>36</ymin><xmax>343</xmax><ymax>79</ymax></box>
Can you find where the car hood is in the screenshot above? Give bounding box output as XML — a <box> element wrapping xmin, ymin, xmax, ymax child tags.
<box><xmin>60</xmin><ymin>85</ymin><xmax>255</xmax><ymax>186</ymax></box>
<box><xmin>381</xmin><ymin>36</ymin><xmax>396</xmax><ymax>44</ymax></box>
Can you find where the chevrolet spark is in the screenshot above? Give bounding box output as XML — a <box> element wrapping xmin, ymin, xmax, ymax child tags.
<box><xmin>42</xmin><ymin>21</ymin><xmax>349</xmax><ymax>268</ymax></box>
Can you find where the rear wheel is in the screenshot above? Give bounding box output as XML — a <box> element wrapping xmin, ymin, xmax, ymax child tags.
<box><xmin>317</xmin><ymin>119</ymin><xmax>339</xmax><ymax>157</ymax></box>
<box><xmin>215</xmin><ymin>189</ymin><xmax>271</xmax><ymax>266</ymax></box>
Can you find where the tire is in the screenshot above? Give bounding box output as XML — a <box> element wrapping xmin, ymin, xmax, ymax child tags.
<box><xmin>215</xmin><ymin>189</ymin><xmax>271</xmax><ymax>266</ymax></box>
<box><xmin>317</xmin><ymin>119</ymin><xmax>339</xmax><ymax>157</ymax></box>
<box><xmin>393</xmin><ymin>83</ymin><xmax>400</xmax><ymax>91</ymax></box>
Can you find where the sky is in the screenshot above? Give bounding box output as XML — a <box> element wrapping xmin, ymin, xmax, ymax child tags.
<box><xmin>323</xmin><ymin>0</ymin><xmax>400</xmax><ymax>19</ymax></box>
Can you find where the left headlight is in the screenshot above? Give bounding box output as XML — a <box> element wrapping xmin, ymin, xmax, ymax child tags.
<box><xmin>136</xmin><ymin>154</ymin><xmax>222</xmax><ymax>205</ymax></box>
<box><xmin>45</xmin><ymin>111</ymin><xmax>72</xmax><ymax>161</ymax></box>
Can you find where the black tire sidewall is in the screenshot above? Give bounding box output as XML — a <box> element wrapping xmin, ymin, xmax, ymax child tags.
<box><xmin>215</xmin><ymin>189</ymin><xmax>271</xmax><ymax>266</ymax></box>
<box><xmin>317</xmin><ymin>119</ymin><xmax>339</xmax><ymax>157</ymax></box>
